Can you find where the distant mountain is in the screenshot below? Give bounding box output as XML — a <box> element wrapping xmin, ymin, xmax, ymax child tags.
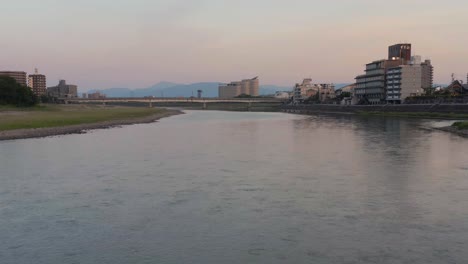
<box><xmin>89</xmin><ymin>82</ymin><xmax>293</xmax><ymax>98</ymax></box>
<box><xmin>334</xmin><ymin>83</ymin><xmax>352</xmax><ymax>89</ymax></box>
<box><xmin>260</xmin><ymin>85</ymin><xmax>292</xmax><ymax>95</ymax></box>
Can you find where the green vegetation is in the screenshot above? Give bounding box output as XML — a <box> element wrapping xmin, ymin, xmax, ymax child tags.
<box><xmin>0</xmin><ymin>104</ymin><xmax>164</xmax><ymax>131</ymax></box>
<box><xmin>452</xmin><ymin>121</ymin><xmax>468</xmax><ymax>130</ymax></box>
<box><xmin>357</xmin><ymin>111</ymin><xmax>468</xmax><ymax>119</ymax></box>
<box><xmin>0</xmin><ymin>76</ymin><xmax>38</xmax><ymax>106</ymax></box>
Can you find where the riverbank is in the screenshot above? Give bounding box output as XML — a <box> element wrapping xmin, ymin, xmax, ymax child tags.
<box><xmin>280</xmin><ymin>104</ymin><xmax>468</xmax><ymax>137</ymax></box>
<box><xmin>95</xmin><ymin>101</ymin><xmax>283</xmax><ymax>112</ymax></box>
<box><xmin>0</xmin><ymin>105</ymin><xmax>182</xmax><ymax>141</ymax></box>
<box><xmin>436</xmin><ymin>122</ymin><xmax>468</xmax><ymax>137</ymax></box>
<box><xmin>281</xmin><ymin>104</ymin><xmax>468</xmax><ymax>119</ymax></box>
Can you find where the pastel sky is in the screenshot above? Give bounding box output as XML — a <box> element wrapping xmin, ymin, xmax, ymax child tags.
<box><xmin>2</xmin><ymin>0</ymin><xmax>467</xmax><ymax>91</ymax></box>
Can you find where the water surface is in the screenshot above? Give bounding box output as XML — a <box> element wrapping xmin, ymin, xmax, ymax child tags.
<box><xmin>1</xmin><ymin>111</ymin><xmax>467</xmax><ymax>263</ymax></box>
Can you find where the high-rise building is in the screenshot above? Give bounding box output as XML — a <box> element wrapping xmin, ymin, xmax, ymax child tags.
<box><xmin>47</xmin><ymin>80</ymin><xmax>78</xmax><ymax>98</ymax></box>
<box><xmin>388</xmin><ymin>43</ymin><xmax>412</xmax><ymax>62</ymax></box>
<box><xmin>28</xmin><ymin>69</ymin><xmax>47</xmax><ymax>96</ymax></box>
<box><xmin>386</xmin><ymin>57</ymin><xmax>433</xmax><ymax>103</ymax></box>
<box><xmin>355</xmin><ymin>43</ymin><xmax>424</xmax><ymax>104</ymax></box>
<box><xmin>355</xmin><ymin>59</ymin><xmax>401</xmax><ymax>104</ymax></box>
<box><xmin>420</xmin><ymin>59</ymin><xmax>434</xmax><ymax>91</ymax></box>
<box><xmin>0</xmin><ymin>71</ymin><xmax>27</xmax><ymax>86</ymax></box>
<box><xmin>218</xmin><ymin>77</ymin><xmax>259</xmax><ymax>98</ymax></box>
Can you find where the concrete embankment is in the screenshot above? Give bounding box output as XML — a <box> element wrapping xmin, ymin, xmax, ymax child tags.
<box><xmin>0</xmin><ymin>109</ymin><xmax>183</xmax><ymax>141</ymax></box>
<box><xmin>281</xmin><ymin>104</ymin><xmax>468</xmax><ymax>116</ymax></box>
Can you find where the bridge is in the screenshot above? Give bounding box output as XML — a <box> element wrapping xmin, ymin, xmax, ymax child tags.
<box><xmin>63</xmin><ymin>97</ymin><xmax>286</xmax><ymax>109</ymax></box>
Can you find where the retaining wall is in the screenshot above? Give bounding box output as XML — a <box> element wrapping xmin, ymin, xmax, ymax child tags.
<box><xmin>281</xmin><ymin>104</ymin><xmax>468</xmax><ymax>114</ymax></box>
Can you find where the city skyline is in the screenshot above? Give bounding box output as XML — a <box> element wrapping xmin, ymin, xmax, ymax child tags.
<box><xmin>2</xmin><ymin>0</ymin><xmax>468</xmax><ymax>91</ymax></box>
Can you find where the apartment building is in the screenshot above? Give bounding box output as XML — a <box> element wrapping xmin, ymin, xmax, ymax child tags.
<box><xmin>0</xmin><ymin>71</ymin><xmax>27</xmax><ymax>86</ymax></box>
<box><xmin>47</xmin><ymin>80</ymin><xmax>78</xmax><ymax>98</ymax></box>
<box><xmin>293</xmin><ymin>78</ymin><xmax>335</xmax><ymax>103</ymax></box>
<box><xmin>28</xmin><ymin>69</ymin><xmax>47</xmax><ymax>96</ymax></box>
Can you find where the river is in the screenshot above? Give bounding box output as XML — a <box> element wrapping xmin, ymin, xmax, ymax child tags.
<box><xmin>1</xmin><ymin>110</ymin><xmax>467</xmax><ymax>263</ymax></box>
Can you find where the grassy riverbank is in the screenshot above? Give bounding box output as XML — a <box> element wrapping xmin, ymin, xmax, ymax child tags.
<box><xmin>0</xmin><ymin>104</ymin><xmax>168</xmax><ymax>131</ymax></box>
<box><xmin>452</xmin><ymin>121</ymin><xmax>468</xmax><ymax>130</ymax></box>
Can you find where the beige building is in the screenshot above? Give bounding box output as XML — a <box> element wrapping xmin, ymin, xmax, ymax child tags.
<box><xmin>88</xmin><ymin>92</ymin><xmax>106</xmax><ymax>99</ymax></box>
<box><xmin>28</xmin><ymin>69</ymin><xmax>47</xmax><ymax>96</ymax></box>
<box><xmin>218</xmin><ymin>77</ymin><xmax>259</xmax><ymax>98</ymax></box>
<box><xmin>318</xmin><ymin>84</ymin><xmax>336</xmax><ymax>102</ymax></box>
<box><xmin>386</xmin><ymin>57</ymin><xmax>433</xmax><ymax>103</ymax></box>
<box><xmin>47</xmin><ymin>80</ymin><xmax>78</xmax><ymax>98</ymax></box>
<box><xmin>293</xmin><ymin>78</ymin><xmax>335</xmax><ymax>102</ymax></box>
<box><xmin>0</xmin><ymin>71</ymin><xmax>27</xmax><ymax>86</ymax></box>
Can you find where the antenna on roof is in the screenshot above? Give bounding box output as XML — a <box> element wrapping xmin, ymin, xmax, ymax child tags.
<box><xmin>35</xmin><ymin>68</ymin><xmax>38</xmax><ymax>74</ymax></box>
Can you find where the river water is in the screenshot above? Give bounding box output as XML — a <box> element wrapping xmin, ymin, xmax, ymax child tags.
<box><xmin>1</xmin><ymin>110</ymin><xmax>467</xmax><ymax>263</ymax></box>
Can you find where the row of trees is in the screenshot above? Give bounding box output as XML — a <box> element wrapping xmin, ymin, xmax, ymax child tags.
<box><xmin>0</xmin><ymin>76</ymin><xmax>38</xmax><ymax>106</ymax></box>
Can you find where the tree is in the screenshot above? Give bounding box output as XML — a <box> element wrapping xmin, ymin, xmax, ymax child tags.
<box><xmin>0</xmin><ymin>76</ymin><xmax>38</xmax><ymax>106</ymax></box>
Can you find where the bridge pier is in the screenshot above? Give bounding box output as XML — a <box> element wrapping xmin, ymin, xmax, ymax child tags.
<box><xmin>248</xmin><ymin>101</ymin><xmax>252</xmax><ymax>111</ymax></box>
<box><xmin>203</xmin><ymin>102</ymin><xmax>207</xmax><ymax>110</ymax></box>
<box><xmin>149</xmin><ymin>101</ymin><xmax>153</xmax><ymax>108</ymax></box>
<box><xmin>102</xmin><ymin>101</ymin><xmax>106</xmax><ymax>106</ymax></box>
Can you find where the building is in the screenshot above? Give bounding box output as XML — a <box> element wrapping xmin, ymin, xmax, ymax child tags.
<box><xmin>293</xmin><ymin>78</ymin><xmax>335</xmax><ymax>103</ymax></box>
<box><xmin>28</xmin><ymin>69</ymin><xmax>47</xmax><ymax>96</ymax></box>
<box><xmin>446</xmin><ymin>80</ymin><xmax>468</xmax><ymax>96</ymax></box>
<box><xmin>87</xmin><ymin>92</ymin><xmax>106</xmax><ymax>99</ymax></box>
<box><xmin>420</xmin><ymin>59</ymin><xmax>434</xmax><ymax>91</ymax></box>
<box><xmin>339</xmin><ymin>84</ymin><xmax>357</xmax><ymax>105</ymax></box>
<box><xmin>219</xmin><ymin>82</ymin><xmax>241</xmax><ymax>98</ymax></box>
<box><xmin>355</xmin><ymin>59</ymin><xmax>403</xmax><ymax>104</ymax></box>
<box><xmin>47</xmin><ymin>80</ymin><xmax>78</xmax><ymax>98</ymax></box>
<box><xmin>354</xmin><ymin>43</ymin><xmax>433</xmax><ymax>104</ymax></box>
<box><xmin>293</xmin><ymin>78</ymin><xmax>313</xmax><ymax>102</ymax></box>
<box><xmin>0</xmin><ymin>71</ymin><xmax>27</xmax><ymax>86</ymax></box>
<box><xmin>386</xmin><ymin>57</ymin><xmax>433</xmax><ymax>103</ymax></box>
<box><xmin>318</xmin><ymin>84</ymin><xmax>336</xmax><ymax>102</ymax></box>
<box><xmin>388</xmin><ymin>43</ymin><xmax>412</xmax><ymax>62</ymax></box>
<box><xmin>218</xmin><ymin>77</ymin><xmax>259</xmax><ymax>98</ymax></box>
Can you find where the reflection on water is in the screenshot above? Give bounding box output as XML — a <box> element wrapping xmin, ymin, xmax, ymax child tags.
<box><xmin>1</xmin><ymin>111</ymin><xmax>467</xmax><ymax>264</ymax></box>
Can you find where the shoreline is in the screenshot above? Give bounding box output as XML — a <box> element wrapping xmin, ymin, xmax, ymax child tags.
<box><xmin>436</xmin><ymin>126</ymin><xmax>468</xmax><ymax>137</ymax></box>
<box><xmin>0</xmin><ymin>109</ymin><xmax>183</xmax><ymax>141</ymax></box>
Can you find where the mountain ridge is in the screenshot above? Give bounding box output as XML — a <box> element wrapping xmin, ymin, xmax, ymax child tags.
<box><xmin>88</xmin><ymin>82</ymin><xmax>352</xmax><ymax>98</ymax></box>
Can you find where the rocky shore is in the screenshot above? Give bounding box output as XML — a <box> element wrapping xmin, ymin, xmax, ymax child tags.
<box><xmin>436</xmin><ymin>126</ymin><xmax>468</xmax><ymax>137</ymax></box>
<box><xmin>0</xmin><ymin>109</ymin><xmax>183</xmax><ymax>141</ymax></box>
